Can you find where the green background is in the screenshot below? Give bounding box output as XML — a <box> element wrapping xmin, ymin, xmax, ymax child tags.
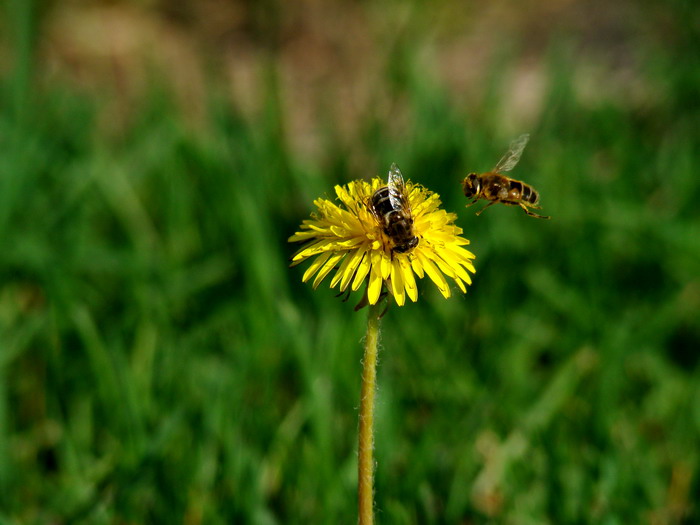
<box><xmin>1</xmin><ymin>1</ymin><xmax>699</xmax><ymax>523</ymax></box>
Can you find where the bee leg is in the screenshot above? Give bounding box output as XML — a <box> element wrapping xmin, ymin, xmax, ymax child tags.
<box><xmin>465</xmin><ymin>197</ymin><xmax>480</xmax><ymax>208</ymax></box>
<box><xmin>519</xmin><ymin>202</ymin><xmax>550</xmax><ymax>219</ymax></box>
<box><xmin>475</xmin><ymin>200</ymin><xmax>498</xmax><ymax>216</ymax></box>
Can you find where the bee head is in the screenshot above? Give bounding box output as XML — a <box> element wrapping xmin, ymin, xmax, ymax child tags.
<box><xmin>393</xmin><ymin>236</ymin><xmax>419</xmax><ymax>254</ymax></box>
<box><xmin>462</xmin><ymin>173</ymin><xmax>481</xmax><ymax>198</ymax></box>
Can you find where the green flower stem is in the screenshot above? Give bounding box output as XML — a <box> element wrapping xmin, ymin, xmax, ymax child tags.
<box><xmin>358</xmin><ymin>302</ymin><xmax>381</xmax><ymax>525</ymax></box>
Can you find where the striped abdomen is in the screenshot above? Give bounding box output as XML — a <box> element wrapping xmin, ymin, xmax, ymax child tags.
<box><xmin>370</xmin><ymin>186</ymin><xmax>397</xmax><ymax>223</ymax></box>
<box><xmin>507</xmin><ymin>178</ymin><xmax>539</xmax><ymax>204</ymax></box>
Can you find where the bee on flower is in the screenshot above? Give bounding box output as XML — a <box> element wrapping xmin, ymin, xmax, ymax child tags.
<box><xmin>288</xmin><ymin>164</ymin><xmax>476</xmax><ymax>307</ymax></box>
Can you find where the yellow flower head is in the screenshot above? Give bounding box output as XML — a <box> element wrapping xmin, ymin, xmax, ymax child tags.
<box><xmin>288</xmin><ymin>169</ymin><xmax>476</xmax><ymax>306</ymax></box>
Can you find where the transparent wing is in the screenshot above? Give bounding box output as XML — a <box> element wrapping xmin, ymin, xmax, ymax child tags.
<box><xmin>387</xmin><ymin>163</ymin><xmax>408</xmax><ymax>211</ymax></box>
<box><xmin>493</xmin><ymin>133</ymin><xmax>530</xmax><ymax>173</ymax></box>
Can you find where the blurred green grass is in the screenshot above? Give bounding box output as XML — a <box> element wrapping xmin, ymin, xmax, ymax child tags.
<box><xmin>2</xmin><ymin>2</ymin><xmax>700</xmax><ymax>524</ymax></box>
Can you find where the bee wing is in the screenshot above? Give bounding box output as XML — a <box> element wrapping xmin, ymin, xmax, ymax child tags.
<box><xmin>493</xmin><ymin>133</ymin><xmax>530</xmax><ymax>173</ymax></box>
<box><xmin>387</xmin><ymin>163</ymin><xmax>410</xmax><ymax>213</ymax></box>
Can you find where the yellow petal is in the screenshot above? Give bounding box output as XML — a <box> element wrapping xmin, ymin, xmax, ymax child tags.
<box><xmin>367</xmin><ymin>263</ymin><xmax>383</xmax><ymax>305</ymax></box>
<box><xmin>290</xmin><ymin>241</ymin><xmax>319</xmax><ymax>263</ymax></box>
<box><xmin>437</xmin><ymin>248</ymin><xmax>473</xmax><ymax>285</ymax></box>
<box><xmin>342</xmin><ymin>249</ymin><xmax>367</xmax><ymax>291</ymax></box>
<box><xmin>330</xmin><ymin>248</ymin><xmax>359</xmax><ymax>289</ymax></box>
<box><xmin>418</xmin><ymin>252</ymin><xmax>450</xmax><ymax>298</ymax></box>
<box><xmin>412</xmin><ymin>193</ymin><xmax>440</xmax><ymax>217</ymax></box>
<box><xmin>313</xmin><ymin>252</ymin><xmax>345</xmax><ymax>289</ymax></box>
<box><xmin>442</xmin><ymin>254</ymin><xmax>473</xmax><ymax>285</ymax></box>
<box><xmin>367</xmin><ymin>250</ymin><xmax>391</xmax><ymax>304</ymax></box>
<box><xmin>390</xmin><ymin>258</ymin><xmax>405</xmax><ymax>306</ymax></box>
<box><xmin>302</xmin><ymin>251</ymin><xmax>332</xmax><ymax>283</ymax></box>
<box><xmin>445</xmin><ymin>244</ymin><xmax>476</xmax><ymax>265</ymax></box>
<box><xmin>288</xmin><ymin>230</ymin><xmax>318</xmax><ymax>242</ymax></box>
<box><xmin>410</xmin><ymin>255</ymin><xmax>425</xmax><ymax>278</ymax></box>
<box><xmin>429</xmin><ymin>252</ymin><xmax>457</xmax><ymax>279</ymax></box>
<box><xmin>335</xmin><ymin>184</ymin><xmax>350</xmax><ymax>203</ymax></box>
<box><xmin>380</xmin><ymin>251</ymin><xmax>392</xmax><ymax>279</ymax></box>
<box><xmin>292</xmin><ymin>240</ymin><xmax>331</xmax><ymax>262</ymax></box>
<box><xmin>351</xmin><ymin>251</ymin><xmax>372</xmax><ymax>291</ymax></box>
<box><xmin>399</xmin><ymin>256</ymin><xmax>418</xmax><ymax>302</ymax></box>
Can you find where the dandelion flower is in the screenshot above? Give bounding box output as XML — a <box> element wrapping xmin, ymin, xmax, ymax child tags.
<box><xmin>289</xmin><ymin>166</ymin><xmax>476</xmax><ymax>306</ymax></box>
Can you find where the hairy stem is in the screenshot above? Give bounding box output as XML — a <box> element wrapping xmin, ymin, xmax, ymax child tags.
<box><xmin>358</xmin><ymin>302</ymin><xmax>381</xmax><ymax>524</ymax></box>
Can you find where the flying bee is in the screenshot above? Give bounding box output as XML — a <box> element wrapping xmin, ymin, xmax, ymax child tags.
<box><xmin>368</xmin><ymin>163</ymin><xmax>419</xmax><ymax>254</ymax></box>
<box><xmin>462</xmin><ymin>133</ymin><xmax>550</xmax><ymax>219</ymax></box>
